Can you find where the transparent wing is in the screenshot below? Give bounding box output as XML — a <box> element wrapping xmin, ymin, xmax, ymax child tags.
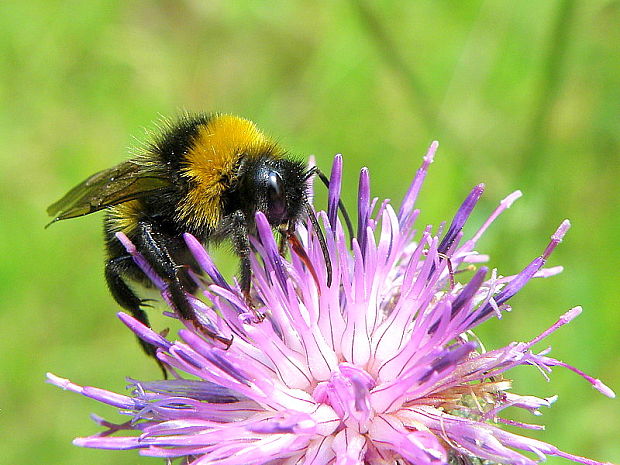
<box><xmin>46</xmin><ymin>161</ymin><xmax>170</xmax><ymax>225</ymax></box>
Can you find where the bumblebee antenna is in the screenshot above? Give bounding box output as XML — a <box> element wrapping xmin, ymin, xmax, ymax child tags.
<box><xmin>305</xmin><ymin>166</ymin><xmax>355</xmax><ymax>245</ymax></box>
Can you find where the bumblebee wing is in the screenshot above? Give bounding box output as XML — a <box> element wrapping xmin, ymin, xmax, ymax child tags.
<box><xmin>46</xmin><ymin>161</ymin><xmax>170</xmax><ymax>225</ymax></box>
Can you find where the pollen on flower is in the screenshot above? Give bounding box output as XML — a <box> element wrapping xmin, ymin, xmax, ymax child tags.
<box><xmin>48</xmin><ymin>143</ymin><xmax>614</xmax><ymax>465</ymax></box>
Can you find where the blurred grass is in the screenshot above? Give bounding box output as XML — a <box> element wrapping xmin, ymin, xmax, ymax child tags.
<box><xmin>1</xmin><ymin>1</ymin><xmax>619</xmax><ymax>463</ymax></box>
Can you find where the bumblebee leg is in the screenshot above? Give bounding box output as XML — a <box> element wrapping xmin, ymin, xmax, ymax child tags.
<box><xmin>136</xmin><ymin>221</ymin><xmax>195</xmax><ymax>322</ymax></box>
<box><xmin>105</xmin><ymin>256</ymin><xmax>167</xmax><ymax>377</ymax></box>
<box><xmin>135</xmin><ymin>221</ymin><xmax>234</xmax><ymax>347</ymax></box>
<box><xmin>229</xmin><ymin>211</ymin><xmax>253</xmax><ymax>305</ymax></box>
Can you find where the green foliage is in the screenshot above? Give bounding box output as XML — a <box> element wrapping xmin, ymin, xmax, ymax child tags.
<box><xmin>1</xmin><ymin>1</ymin><xmax>618</xmax><ymax>463</ymax></box>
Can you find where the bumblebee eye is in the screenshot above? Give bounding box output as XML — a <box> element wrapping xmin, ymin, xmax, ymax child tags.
<box><xmin>267</xmin><ymin>171</ymin><xmax>287</xmax><ymax>223</ymax></box>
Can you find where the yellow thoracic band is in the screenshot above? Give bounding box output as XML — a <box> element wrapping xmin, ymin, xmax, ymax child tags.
<box><xmin>177</xmin><ymin>115</ymin><xmax>283</xmax><ymax>229</ymax></box>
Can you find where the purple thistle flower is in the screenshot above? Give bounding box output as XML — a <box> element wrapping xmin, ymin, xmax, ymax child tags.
<box><xmin>48</xmin><ymin>143</ymin><xmax>615</xmax><ymax>465</ymax></box>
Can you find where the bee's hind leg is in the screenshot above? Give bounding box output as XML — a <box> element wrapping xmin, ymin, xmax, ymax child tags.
<box><xmin>105</xmin><ymin>255</ymin><xmax>168</xmax><ymax>377</ymax></box>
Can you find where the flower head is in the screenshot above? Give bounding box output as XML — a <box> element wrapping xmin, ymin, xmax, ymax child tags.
<box><xmin>48</xmin><ymin>143</ymin><xmax>614</xmax><ymax>465</ymax></box>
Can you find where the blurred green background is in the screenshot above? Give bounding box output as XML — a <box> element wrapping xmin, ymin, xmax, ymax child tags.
<box><xmin>1</xmin><ymin>1</ymin><xmax>618</xmax><ymax>463</ymax></box>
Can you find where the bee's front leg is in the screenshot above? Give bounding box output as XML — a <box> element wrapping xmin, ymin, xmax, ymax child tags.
<box><xmin>227</xmin><ymin>211</ymin><xmax>253</xmax><ymax>307</ymax></box>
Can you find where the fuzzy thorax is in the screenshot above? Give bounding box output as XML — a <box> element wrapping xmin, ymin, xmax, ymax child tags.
<box><xmin>176</xmin><ymin>115</ymin><xmax>284</xmax><ymax>230</ymax></box>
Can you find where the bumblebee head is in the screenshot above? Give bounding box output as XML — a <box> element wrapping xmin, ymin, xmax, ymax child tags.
<box><xmin>236</xmin><ymin>156</ymin><xmax>308</xmax><ymax>228</ymax></box>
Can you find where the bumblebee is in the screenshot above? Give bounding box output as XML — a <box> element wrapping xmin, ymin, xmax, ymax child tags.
<box><xmin>48</xmin><ymin>113</ymin><xmax>351</xmax><ymax>366</ymax></box>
